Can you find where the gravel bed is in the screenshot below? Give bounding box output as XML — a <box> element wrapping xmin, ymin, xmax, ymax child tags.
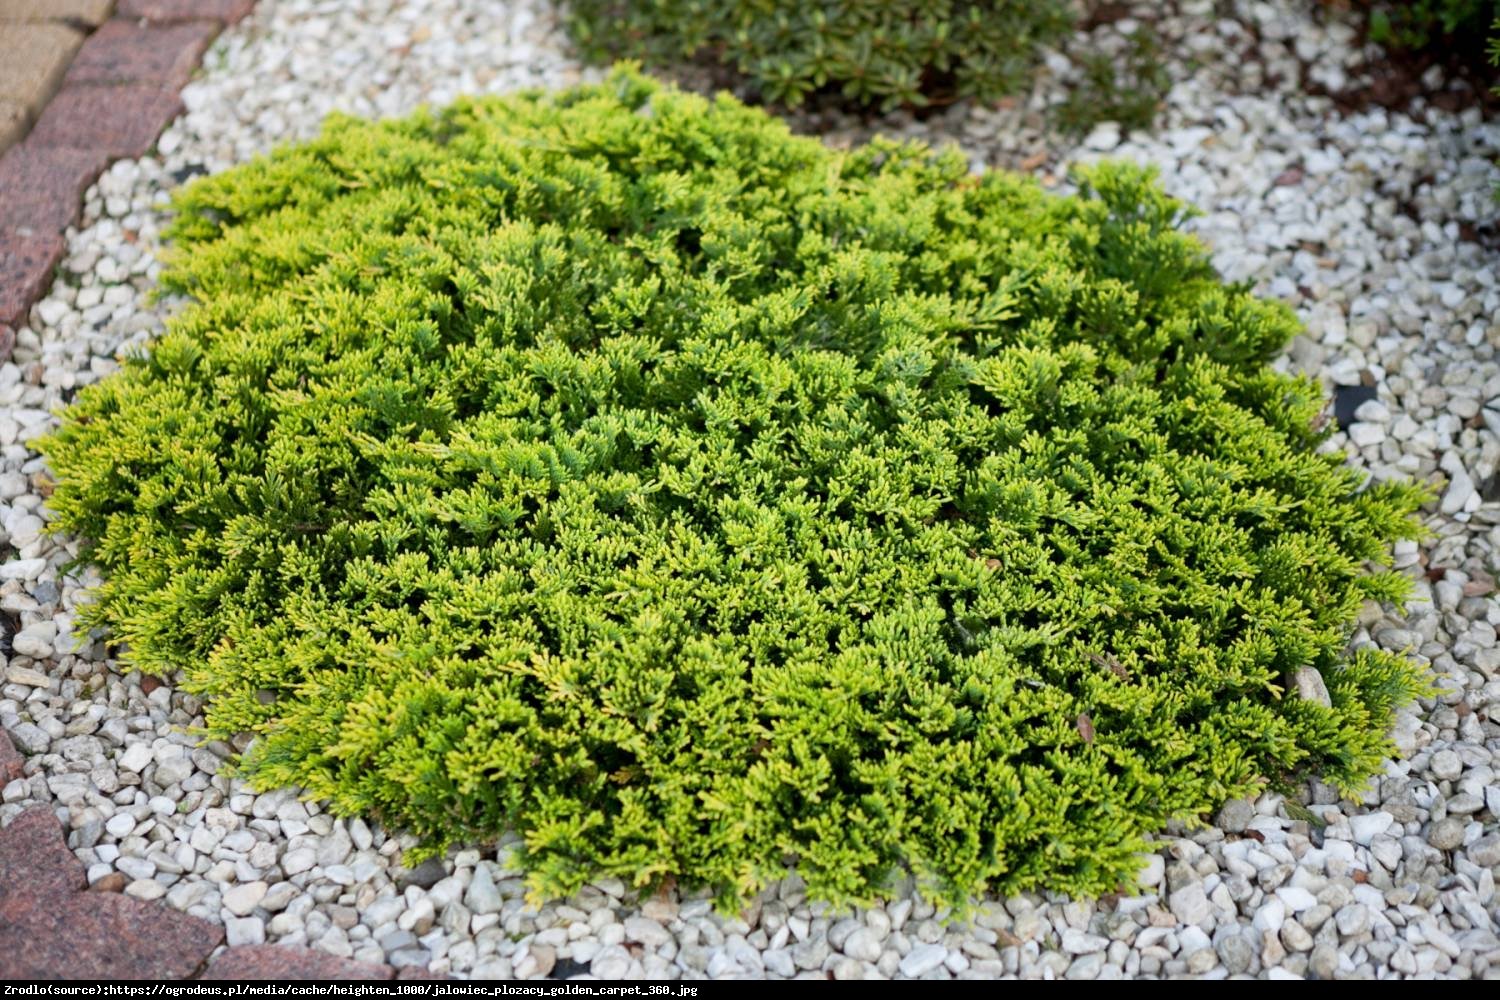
<box><xmin>2</xmin><ymin>0</ymin><xmax>1498</xmax><ymax>980</ymax></box>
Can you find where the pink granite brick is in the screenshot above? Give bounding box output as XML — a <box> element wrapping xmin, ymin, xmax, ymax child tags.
<box><xmin>27</xmin><ymin>83</ymin><xmax>182</xmax><ymax>159</ymax></box>
<box><xmin>0</xmin><ymin>806</ymin><xmax>85</xmax><ymax>920</ymax></box>
<box><xmin>0</xmin><ymin>889</ymin><xmax>224</xmax><ymax>979</ymax></box>
<box><xmin>66</xmin><ymin>18</ymin><xmax>220</xmax><ymax>89</ymax></box>
<box><xmin>0</xmin><ymin>230</ymin><xmax>64</xmax><ymax>327</ymax></box>
<box><xmin>0</xmin><ymin>807</ymin><xmax>224</xmax><ymax>979</ymax></box>
<box><xmin>117</xmin><ymin>0</ymin><xmax>252</xmax><ymax>23</ymax></box>
<box><xmin>0</xmin><ymin>143</ymin><xmax>110</xmax><ymax>234</ymax></box>
<box><xmin>0</xmin><ymin>730</ymin><xmax>24</xmax><ymax>783</ymax></box>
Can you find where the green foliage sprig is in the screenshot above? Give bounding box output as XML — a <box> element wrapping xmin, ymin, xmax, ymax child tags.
<box><xmin>566</xmin><ymin>1</ymin><xmax>1073</xmax><ymax>110</ymax></box>
<box><xmin>41</xmin><ymin>69</ymin><xmax>1428</xmax><ymax>910</ymax></box>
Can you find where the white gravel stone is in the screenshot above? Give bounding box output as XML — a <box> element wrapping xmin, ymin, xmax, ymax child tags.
<box><xmin>11</xmin><ymin>622</ymin><xmax>56</xmax><ymax>658</ymax></box>
<box><xmin>1348</xmin><ymin>422</ymin><xmax>1385</xmax><ymax>447</ymax></box>
<box><xmin>1291</xmin><ymin>666</ymin><xmax>1332</xmax><ymax>708</ymax></box>
<box><xmin>1169</xmin><ymin>884</ymin><xmax>1213</xmax><ymax>927</ymax></box>
<box><xmin>0</xmin><ymin>559</ymin><xmax>46</xmax><ymax>580</ymax></box>
<box><xmin>222</xmin><ymin>881</ymin><xmax>268</xmax><ymax>917</ymax></box>
<box><xmin>1276</xmin><ymin>887</ymin><xmax>1317</xmax><ymax>912</ymax></box>
<box><xmin>843</xmin><ymin>926</ymin><xmax>883</xmax><ymax>962</ymax></box>
<box><xmin>622</xmin><ymin>916</ymin><xmax>672</xmax><ymax>949</ymax></box>
<box><xmin>463</xmin><ymin>864</ymin><xmax>502</xmax><ymax>915</ymax></box>
<box><xmin>1468</xmin><ymin>834</ymin><xmax>1500</xmax><ymax>867</ymax></box>
<box><xmin>7</xmin><ymin>723</ymin><xmax>48</xmax><ymax>755</ymax></box>
<box><xmin>899</xmin><ymin>943</ymin><xmax>948</xmax><ymax>977</ymax></box>
<box><xmin>1348</xmin><ymin>811</ymin><xmax>1393</xmax><ymax>846</ymax></box>
<box><xmin>124</xmin><ymin>878</ymin><xmax>167</xmax><ymax>901</ymax></box>
<box><xmin>104</xmin><ymin>813</ymin><xmax>135</xmax><ymax>839</ymax></box>
<box><xmin>1442</xmin><ymin>467</ymin><xmax>1477</xmax><ymax>515</ymax></box>
<box><xmin>117</xmin><ymin>744</ymin><xmax>152</xmax><ymax>774</ymax></box>
<box><xmin>282</xmin><ymin>848</ymin><xmax>316</xmax><ymax>875</ymax></box>
<box><xmin>225</xmin><ymin>916</ymin><xmax>267</xmax><ymax>948</ymax></box>
<box><xmin>5</xmin><ymin>665</ymin><xmax>51</xmax><ymax>687</ymax></box>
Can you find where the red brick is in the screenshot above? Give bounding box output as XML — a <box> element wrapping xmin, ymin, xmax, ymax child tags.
<box><xmin>202</xmin><ymin>946</ymin><xmax>395</xmax><ymax>980</ymax></box>
<box><xmin>0</xmin><ymin>230</ymin><xmax>64</xmax><ymax>327</ymax></box>
<box><xmin>66</xmin><ymin>18</ymin><xmax>220</xmax><ymax>90</ymax></box>
<box><xmin>118</xmin><ymin>0</ymin><xmax>253</xmax><ymax>24</ymax></box>
<box><xmin>0</xmin><ymin>729</ymin><xmax>23</xmax><ymax>783</ymax></box>
<box><xmin>0</xmin><ymin>143</ymin><xmax>110</xmax><ymax>234</ymax></box>
<box><xmin>0</xmin><ymin>324</ymin><xmax>13</xmax><ymax>363</ymax></box>
<box><xmin>0</xmin><ymin>888</ymin><xmax>224</xmax><ymax>979</ymax></box>
<box><xmin>28</xmin><ymin>84</ymin><xmax>182</xmax><ymax>159</ymax></box>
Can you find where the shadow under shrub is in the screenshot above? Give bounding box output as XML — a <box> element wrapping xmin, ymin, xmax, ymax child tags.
<box><xmin>40</xmin><ymin>69</ymin><xmax>1428</xmax><ymax>910</ymax></box>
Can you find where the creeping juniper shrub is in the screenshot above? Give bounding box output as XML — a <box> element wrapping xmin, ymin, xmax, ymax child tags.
<box><xmin>41</xmin><ymin>70</ymin><xmax>1429</xmax><ymax>909</ymax></box>
<box><xmin>566</xmin><ymin>1</ymin><xmax>1073</xmax><ymax>110</ymax></box>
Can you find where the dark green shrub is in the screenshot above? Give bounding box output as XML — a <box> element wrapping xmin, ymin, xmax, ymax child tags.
<box><xmin>1492</xmin><ymin>19</ymin><xmax>1500</xmax><ymax>107</ymax></box>
<box><xmin>41</xmin><ymin>70</ymin><xmax>1428</xmax><ymax>909</ymax></box>
<box><xmin>1055</xmin><ymin>25</ymin><xmax>1172</xmax><ymax>136</ymax></box>
<box><xmin>1347</xmin><ymin>0</ymin><xmax>1499</xmax><ymax>50</ymax></box>
<box><xmin>566</xmin><ymin>1</ymin><xmax>1073</xmax><ymax>109</ymax></box>
<box><xmin>1492</xmin><ymin>21</ymin><xmax>1500</xmax><ymax>203</ymax></box>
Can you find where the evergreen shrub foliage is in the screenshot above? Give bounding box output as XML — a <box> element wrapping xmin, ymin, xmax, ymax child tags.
<box><xmin>42</xmin><ymin>70</ymin><xmax>1429</xmax><ymax>908</ymax></box>
<box><xmin>565</xmin><ymin>1</ymin><xmax>1073</xmax><ymax>109</ymax></box>
<box><xmin>1054</xmin><ymin>25</ymin><xmax>1171</xmax><ymax>136</ymax></box>
<box><xmin>1349</xmin><ymin>0</ymin><xmax>1499</xmax><ymax>50</ymax></box>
